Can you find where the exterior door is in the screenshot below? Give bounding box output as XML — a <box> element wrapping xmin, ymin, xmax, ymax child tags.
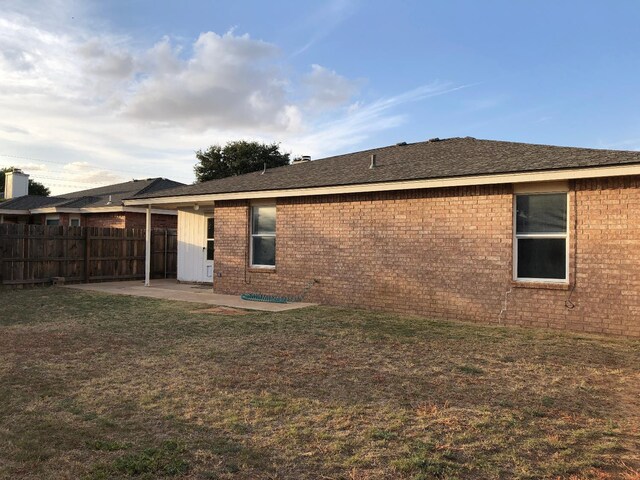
<box><xmin>203</xmin><ymin>215</ymin><xmax>214</xmax><ymax>282</ymax></box>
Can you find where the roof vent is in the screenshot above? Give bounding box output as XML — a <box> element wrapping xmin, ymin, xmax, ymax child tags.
<box><xmin>106</xmin><ymin>195</ymin><xmax>112</xmax><ymax>205</ymax></box>
<box><xmin>292</xmin><ymin>155</ymin><xmax>311</xmax><ymax>165</ymax></box>
<box><xmin>396</xmin><ymin>142</ymin><xmax>407</xmax><ymax>146</ymax></box>
<box><xmin>369</xmin><ymin>154</ymin><xmax>377</xmax><ymax>169</ymax></box>
<box><xmin>428</xmin><ymin>137</ymin><xmax>441</xmax><ymax>143</ymax></box>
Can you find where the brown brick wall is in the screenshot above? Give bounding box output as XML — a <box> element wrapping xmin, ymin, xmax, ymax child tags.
<box><xmin>5</xmin><ymin>211</ymin><xmax>177</xmax><ymax>229</ymax></box>
<box><xmin>124</xmin><ymin>212</ymin><xmax>178</xmax><ymax>229</ymax></box>
<box><xmin>506</xmin><ymin>176</ymin><xmax>640</xmax><ymax>337</ymax></box>
<box><xmin>83</xmin><ymin>213</ymin><xmax>126</xmax><ymax>228</ymax></box>
<box><xmin>212</xmin><ymin>176</ymin><xmax>640</xmax><ymax>337</ymax></box>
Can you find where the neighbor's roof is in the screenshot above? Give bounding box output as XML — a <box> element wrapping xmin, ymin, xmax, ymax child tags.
<box><xmin>0</xmin><ymin>195</ymin><xmax>67</xmax><ymax>210</ymax></box>
<box><xmin>0</xmin><ymin>178</ymin><xmax>184</xmax><ymax>211</ymax></box>
<box><xmin>131</xmin><ymin>137</ymin><xmax>640</xmax><ymax>200</ymax></box>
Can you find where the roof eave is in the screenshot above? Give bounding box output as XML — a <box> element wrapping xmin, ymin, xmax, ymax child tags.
<box><xmin>28</xmin><ymin>206</ymin><xmax>177</xmax><ymax>215</ymax></box>
<box><xmin>123</xmin><ymin>163</ymin><xmax>640</xmax><ymax>208</ymax></box>
<box><xmin>0</xmin><ymin>208</ymin><xmax>30</xmax><ymax>215</ymax></box>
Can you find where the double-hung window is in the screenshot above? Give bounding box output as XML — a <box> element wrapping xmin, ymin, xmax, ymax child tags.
<box><xmin>206</xmin><ymin>217</ymin><xmax>214</xmax><ymax>261</ymax></box>
<box><xmin>250</xmin><ymin>204</ymin><xmax>276</xmax><ymax>268</ymax></box>
<box><xmin>514</xmin><ymin>193</ymin><xmax>568</xmax><ymax>282</ymax></box>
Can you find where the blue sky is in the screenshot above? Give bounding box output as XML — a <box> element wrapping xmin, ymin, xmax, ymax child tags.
<box><xmin>1</xmin><ymin>0</ymin><xmax>639</xmax><ymax>194</ymax></box>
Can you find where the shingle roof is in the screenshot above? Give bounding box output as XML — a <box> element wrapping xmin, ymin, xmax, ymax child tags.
<box><xmin>131</xmin><ymin>137</ymin><xmax>640</xmax><ymax>200</ymax></box>
<box><xmin>58</xmin><ymin>178</ymin><xmax>184</xmax><ymax>207</ymax></box>
<box><xmin>0</xmin><ymin>178</ymin><xmax>184</xmax><ymax>211</ymax></box>
<box><xmin>0</xmin><ymin>195</ymin><xmax>67</xmax><ymax>210</ymax></box>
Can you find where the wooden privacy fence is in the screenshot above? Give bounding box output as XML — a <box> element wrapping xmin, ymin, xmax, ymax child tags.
<box><xmin>0</xmin><ymin>224</ymin><xmax>177</xmax><ymax>286</ymax></box>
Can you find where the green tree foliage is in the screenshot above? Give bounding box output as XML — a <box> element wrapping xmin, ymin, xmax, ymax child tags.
<box><xmin>194</xmin><ymin>141</ymin><xmax>290</xmax><ymax>183</ymax></box>
<box><xmin>0</xmin><ymin>167</ymin><xmax>51</xmax><ymax>199</ymax></box>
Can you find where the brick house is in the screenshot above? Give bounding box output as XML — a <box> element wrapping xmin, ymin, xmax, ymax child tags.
<box><xmin>0</xmin><ymin>173</ymin><xmax>182</xmax><ymax>228</ymax></box>
<box><xmin>125</xmin><ymin>138</ymin><xmax>640</xmax><ymax>337</ymax></box>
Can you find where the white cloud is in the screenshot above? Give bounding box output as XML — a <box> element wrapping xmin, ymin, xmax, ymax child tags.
<box><xmin>0</xmin><ymin>0</ymin><xmax>467</xmax><ymax>195</ymax></box>
<box><xmin>77</xmin><ymin>39</ymin><xmax>134</xmax><ymax>79</ymax></box>
<box><xmin>303</xmin><ymin>64</ymin><xmax>361</xmax><ymax>111</ymax></box>
<box><xmin>290</xmin><ymin>0</ymin><xmax>361</xmax><ymax>57</ymax></box>
<box><xmin>288</xmin><ymin>83</ymin><xmax>471</xmax><ymax>156</ymax></box>
<box><xmin>123</xmin><ymin>31</ymin><xmax>300</xmax><ymax>132</ymax></box>
<box><xmin>62</xmin><ymin>161</ymin><xmax>124</xmax><ymax>187</ymax></box>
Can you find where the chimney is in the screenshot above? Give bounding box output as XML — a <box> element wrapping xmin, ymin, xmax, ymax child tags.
<box><xmin>369</xmin><ymin>154</ymin><xmax>377</xmax><ymax>169</ymax></box>
<box><xmin>4</xmin><ymin>169</ymin><xmax>29</xmax><ymax>199</ymax></box>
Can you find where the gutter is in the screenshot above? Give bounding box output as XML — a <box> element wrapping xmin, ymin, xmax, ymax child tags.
<box><xmin>27</xmin><ymin>206</ymin><xmax>178</xmax><ymax>215</ymax></box>
<box><xmin>0</xmin><ymin>209</ymin><xmax>29</xmax><ymax>215</ymax></box>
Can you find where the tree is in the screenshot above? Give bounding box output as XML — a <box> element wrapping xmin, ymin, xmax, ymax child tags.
<box><xmin>194</xmin><ymin>141</ymin><xmax>290</xmax><ymax>183</ymax></box>
<box><xmin>0</xmin><ymin>167</ymin><xmax>51</xmax><ymax>199</ymax></box>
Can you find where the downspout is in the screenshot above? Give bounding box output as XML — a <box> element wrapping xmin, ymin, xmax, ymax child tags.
<box><xmin>145</xmin><ymin>205</ymin><xmax>151</xmax><ymax>286</ymax></box>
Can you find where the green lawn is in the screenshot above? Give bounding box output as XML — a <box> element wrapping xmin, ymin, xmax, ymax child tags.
<box><xmin>1</xmin><ymin>287</ymin><xmax>639</xmax><ymax>479</ymax></box>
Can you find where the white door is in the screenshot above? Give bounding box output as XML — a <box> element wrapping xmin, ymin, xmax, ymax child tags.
<box><xmin>203</xmin><ymin>215</ymin><xmax>214</xmax><ymax>283</ymax></box>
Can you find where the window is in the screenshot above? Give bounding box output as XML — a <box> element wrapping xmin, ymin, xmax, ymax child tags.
<box><xmin>206</xmin><ymin>217</ymin><xmax>214</xmax><ymax>261</ymax></box>
<box><xmin>250</xmin><ymin>204</ymin><xmax>276</xmax><ymax>267</ymax></box>
<box><xmin>45</xmin><ymin>215</ymin><xmax>60</xmax><ymax>226</ymax></box>
<box><xmin>69</xmin><ymin>217</ymin><xmax>81</xmax><ymax>227</ymax></box>
<box><xmin>514</xmin><ymin>193</ymin><xmax>568</xmax><ymax>281</ymax></box>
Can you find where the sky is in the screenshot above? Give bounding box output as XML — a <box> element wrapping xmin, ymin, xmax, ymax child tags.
<box><xmin>1</xmin><ymin>1</ymin><xmax>640</xmax><ymax>195</ymax></box>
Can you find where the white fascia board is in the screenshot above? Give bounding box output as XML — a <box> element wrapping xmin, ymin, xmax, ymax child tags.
<box><xmin>122</xmin><ymin>163</ymin><xmax>640</xmax><ymax>208</ymax></box>
<box><xmin>29</xmin><ymin>206</ymin><xmax>177</xmax><ymax>215</ymax></box>
<box><xmin>30</xmin><ymin>207</ymin><xmax>78</xmax><ymax>214</ymax></box>
<box><xmin>0</xmin><ymin>209</ymin><xmax>29</xmax><ymax>215</ymax></box>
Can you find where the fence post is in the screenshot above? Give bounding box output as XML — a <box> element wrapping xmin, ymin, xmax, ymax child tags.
<box><xmin>23</xmin><ymin>224</ymin><xmax>29</xmax><ymax>283</ymax></box>
<box><xmin>164</xmin><ymin>229</ymin><xmax>168</xmax><ymax>279</ymax></box>
<box><xmin>84</xmin><ymin>227</ymin><xmax>91</xmax><ymax>283</ymax></box>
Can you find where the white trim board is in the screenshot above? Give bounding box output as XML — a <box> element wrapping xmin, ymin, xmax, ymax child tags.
<box><xmin>28</xmin><ymin>206</ymin><xmax>178</xmax><ymax>215</ymax></box>
<box><xmin>0</xmin><ymin>209</ymin><xmax>29</xmax><ymax>215</ymax></box>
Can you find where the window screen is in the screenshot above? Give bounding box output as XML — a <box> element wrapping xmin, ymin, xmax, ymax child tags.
<box><xmin>515</xmin><ymin>193</ymin><xmax>567</xmax><ymax>281</ymax></box>
<box><xmin>206</xmin><ymin>218</ymin><xmax>214</xmax><ymax>261</ymax></box>
<box><xmin>251</xmin><ymin>205</ymin><xmax>276</xmax><ymax>267</ymax></box>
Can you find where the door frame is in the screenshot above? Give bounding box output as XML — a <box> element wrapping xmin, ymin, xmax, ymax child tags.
<box><xmin>203</xmin><ymin>213</ymin><xmax>214</xmax><ymax>283</ymax></box>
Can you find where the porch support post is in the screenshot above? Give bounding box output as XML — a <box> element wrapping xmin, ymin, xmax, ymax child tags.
<box><xmin>144</xmin><ymin>205</ymin><xmax>151</xmax><ymax>286</ymax></box>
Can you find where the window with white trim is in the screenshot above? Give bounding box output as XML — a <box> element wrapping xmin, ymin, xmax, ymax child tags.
<box><xmin>514</xmin><ymin>193</ymin><xmax>568</xmax><ymax>281</ymax></box>
<box><xmin>45</xmin><ymin>215</ymin><xmax>60</xmax><ymax>226</ymax></box>
<box><xmin>250</xmin><ymin>205</ymin><xmax>276</xmax><ymax>267</ymax></box>
<box><xmin>69</xmin><ymin>216</ymin><xmax>81</xmax><ymax>227</ymax></box>
<box><xmin>206</xmin><ymin>217</ymin><xmax>214</xmax><ymax>261</ymax></box>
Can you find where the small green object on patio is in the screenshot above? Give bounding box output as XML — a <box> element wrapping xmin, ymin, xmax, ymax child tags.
<box><xmin>241</xmin><ymin>293</ymin><xmax>288</xmax><ymax>304</ymax></box>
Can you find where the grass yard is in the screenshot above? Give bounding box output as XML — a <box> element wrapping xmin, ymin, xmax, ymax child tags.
<box><xmin>1</xmin><ymin>287</ymin><xmax>639</xmax><ymax>480</ymax></box>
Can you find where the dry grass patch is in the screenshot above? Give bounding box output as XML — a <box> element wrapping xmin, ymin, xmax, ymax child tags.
<box><xmin>0</xmin><ymin>287</ymin><xmax>638</xmax><ymax>479</ymax></box>
<box><xmin>189</xmin><ymin>306</ymin><xmax>251</xmax><ymax>316</ymax></box>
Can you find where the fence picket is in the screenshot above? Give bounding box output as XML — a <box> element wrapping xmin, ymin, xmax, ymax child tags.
<box><xmin>0</xmin><ymin>224</ymin><xmax>177</xmax><ymax>286</ymax></box>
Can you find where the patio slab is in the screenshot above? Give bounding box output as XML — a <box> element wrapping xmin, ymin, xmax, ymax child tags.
<box><xmin>64</xmin><ymin>279</ymin><xmax>315</xmax><ymax>312</ymax></box>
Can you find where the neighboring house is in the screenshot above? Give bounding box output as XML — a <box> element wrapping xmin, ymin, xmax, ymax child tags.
<box><xmin>0</xmin><ymin>172</ymin><xmax>183</xmax><ymax>228</ymax></box>
<box><xmin>125</xmin><ymin>137</ymin><xmax>640</xmax><ymax>337</ymax></box>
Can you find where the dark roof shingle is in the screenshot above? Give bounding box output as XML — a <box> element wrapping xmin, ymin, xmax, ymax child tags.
<box><xmin>0</xmin><ymin>178</ymin><xmax>184</xmax><ymax>211</ymax></box>
<box><xmin>0</xmin><ymin>195</ymin><xmax>67</xmax><ymax>210</ymax></box>
<box><xmin>131</xmin><ymin>137</ymin><xmax>640</xmax><ymax>200</ymax></box>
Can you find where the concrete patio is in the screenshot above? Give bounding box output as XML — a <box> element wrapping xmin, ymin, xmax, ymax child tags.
<box><xmin>64</xmin><ymin>279</ymin><xmax>315</xmax><ymax>312</ymax></box>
